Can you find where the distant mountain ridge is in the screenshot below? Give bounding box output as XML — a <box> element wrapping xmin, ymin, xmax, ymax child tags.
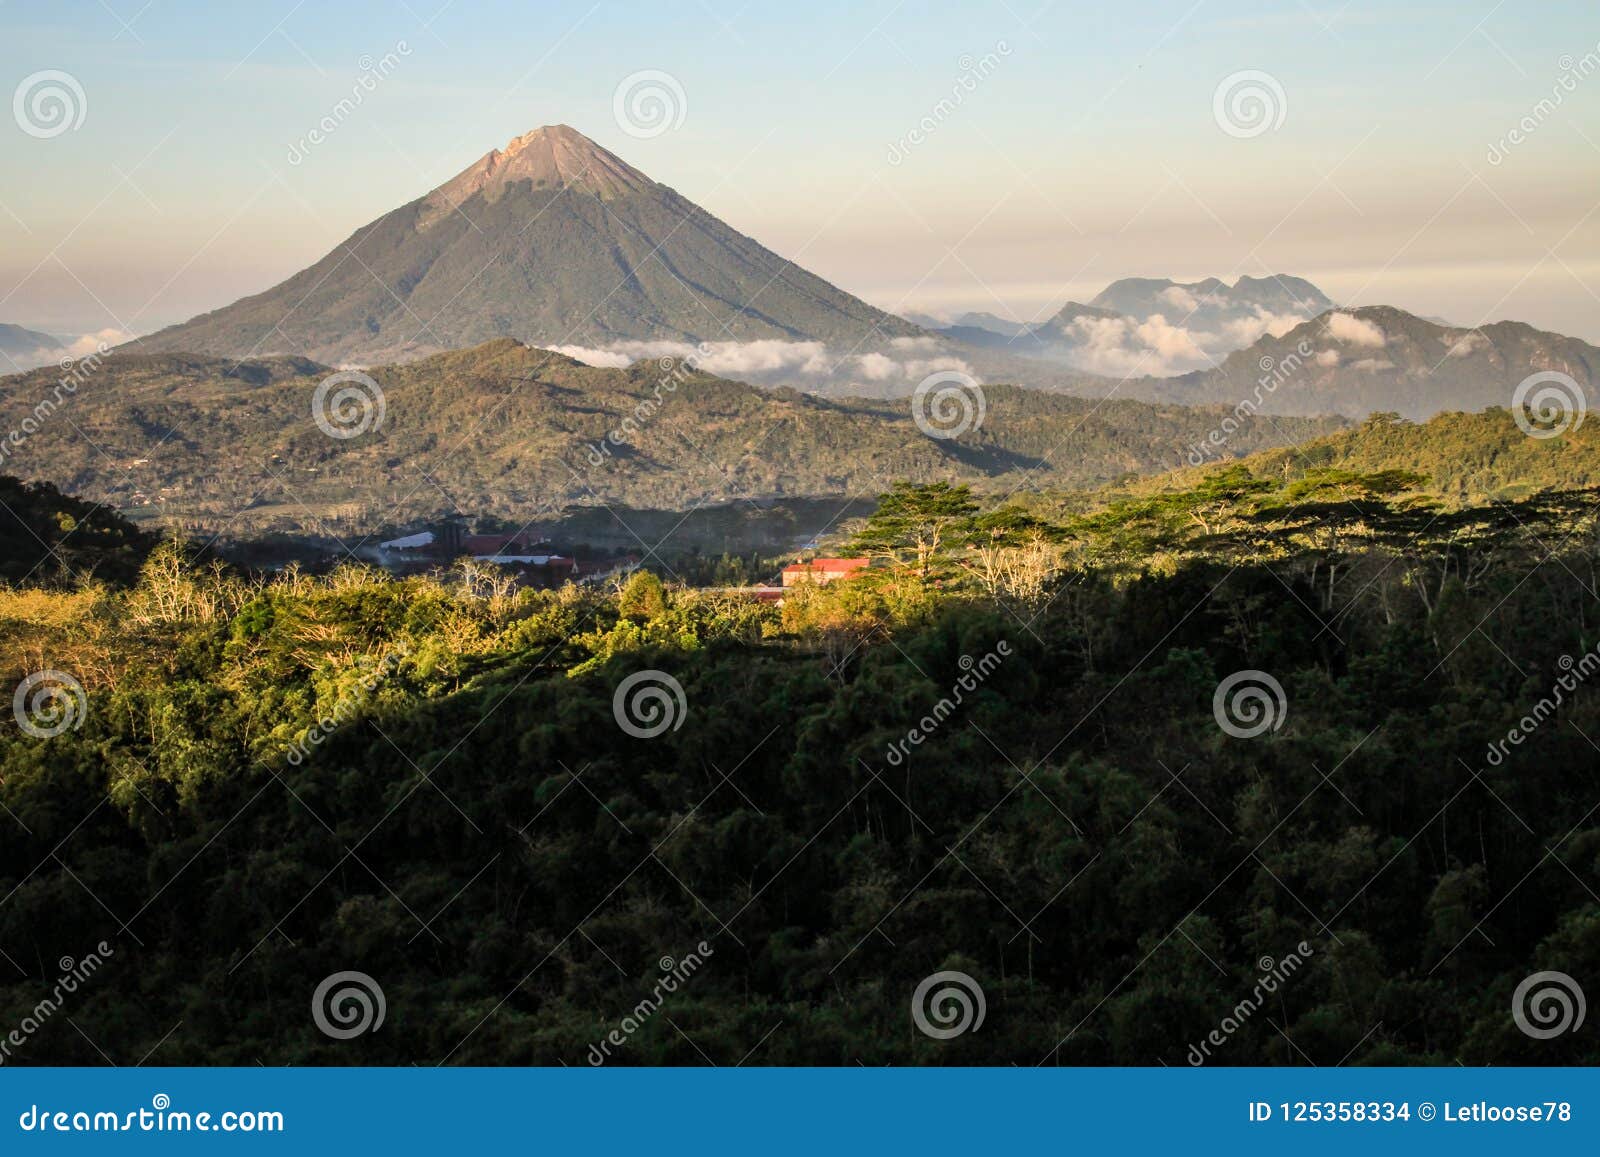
<box><xmin>1088</xmin><ymin>274</ymin><xmax>1333</xmax><ymax>326</ymax></box>
<box><xmin>1133</xmin><ymin>306</ymin><xmax>1600</xmax><ymax>420</ymax></box>
<box><xmin>0</xmin><ymin>324</ymin><xmax>63</xmax><ymax>373</ymax></box>
<box><xmin>137</xmin><ymin>125</ymin><xmax>922</xmax><ymax>365</ymax></box>
<box><xmin>929</xmin><ymin>274</ymin><xmax>1337</xmax><ymax>375</ymax></box>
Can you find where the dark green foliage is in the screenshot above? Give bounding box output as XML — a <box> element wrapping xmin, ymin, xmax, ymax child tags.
<box><xmin>1</xmin><ymin>482</ymin><xmax>1597</xmax><ymax>1066</ymax></box>
<box><xmin>849</xmin><ymin>481</ymin><xmax>979</xmax><ymax>576</ymax></box>
<box><xmin>0</xmin><ymin>476</ymin><xmax>153</xmax><ymax>584</ymax></box>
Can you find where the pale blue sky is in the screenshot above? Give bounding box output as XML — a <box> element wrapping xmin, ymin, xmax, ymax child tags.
<box><xmin>2</xmin><ymin>0</ymin><xmax>1597</xmax><ymax>343</ymax></box>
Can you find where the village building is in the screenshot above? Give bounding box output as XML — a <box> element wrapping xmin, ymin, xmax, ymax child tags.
<box><xmin>780</xmin><ymin>557</ymin><xmax>870</xmax><ymax>588</ymax></box>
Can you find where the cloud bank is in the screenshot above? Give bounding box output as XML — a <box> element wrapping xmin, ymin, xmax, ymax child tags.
<box><xmin>545</xmin><ymin>336</ymin><xmax>975</xmax><ymax>393</ymax></box>
<box><xmin>1055</xmin><ymin>304</ymin><xmax>1313</xmax><ymax>377</ymax></box>
<box><xmin>1</xmin><ymin>328</ymin><xmax>137</xmax><ymax>374</ymax></box>
<box><xmin>1323</xmin><ymin>311</ymin><xmax>1387</xmax><ymax>347</ymax></box>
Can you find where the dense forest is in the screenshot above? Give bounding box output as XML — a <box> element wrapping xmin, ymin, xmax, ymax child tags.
<box><xmin>1</xmin><ymin>463</ymin><xmax>1597</xmax><ymax>1065</ymax></box>
<box><xmin>0</xmin><ymin>476</ymin><xmax>153</xmax><ymax>586</ymax></box>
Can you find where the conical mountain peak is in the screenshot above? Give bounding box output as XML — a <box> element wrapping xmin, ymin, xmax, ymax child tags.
<box><xmin>419</xmin><ymin>124</ymin><xmax>654</xmax><ymax>226</ymax></box>
<box><xmin>139</xmin><ymin>123</ymin><xmax>917</xmax><ymax>364</ymax></box>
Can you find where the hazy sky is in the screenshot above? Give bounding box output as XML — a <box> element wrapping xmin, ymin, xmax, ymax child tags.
<box><xmin>2</xmin><ymin>0</ymin><xmax>1598</xmax><ymax>345</ymax></box>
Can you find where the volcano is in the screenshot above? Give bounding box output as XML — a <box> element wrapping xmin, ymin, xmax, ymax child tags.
<box><xmin>138</xmin><ymin>124</ymin><xmax>919</xmax><ymax>364</ymax></box>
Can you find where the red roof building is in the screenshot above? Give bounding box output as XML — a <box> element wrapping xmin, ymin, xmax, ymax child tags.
<box><xmin>780</xmin><ymin>557</ymin><xmax>869</xmax><ymax>588</ymax></box>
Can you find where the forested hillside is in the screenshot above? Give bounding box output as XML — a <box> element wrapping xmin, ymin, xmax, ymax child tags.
<box><xmin>0</xmin><ymin>340</ymin><xmax>1342</xmax><ymax>535</ymax></box>
<box><xmin>2</xmin><ymin>471</ymin><xmax>1596</xmax><ymax>1065</ymax></box>
<box><xmin>0</xmin><ymin>476</ymin><xmax>153</xmax><ymax>585</ymax></box>
<box><xmin>1237</xmin><ymin>408</ymin><xmax>1600</xmax><ymax>502</ymax></box>
<box><xmin>1019</xmin><ymin>408</ymin><xmax>1600</xmax><ymax>524</ymax></box>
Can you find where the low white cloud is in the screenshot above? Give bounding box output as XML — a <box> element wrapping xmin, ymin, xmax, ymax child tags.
<box><xmin>900</xmin><ymin>355</ymin><xmax>974</xmax><ymax>379</ymax></box>
<box><xmin>1048</xmin><ymin>301</ymin><xmax>1320</xmax><ymax>378</ymax></box>
<box><xmin>548</xmin><ymin>344</ymin><xmax>633</xmax><ymax>368</ymax></box>
<box><xmin>854</xmin><ymin>352</ymin><xmax>899</xmax><ymax>380</ymax></box>
<box><xmin>1157</xmin><ymin>285</ymin><xmax>1200</xmax><ymax>313</ymax></box>
<box><xmin>1324</xmin><ymin>311</ymin><xmax>1387</xmax><ymax>347</ymax></box>
<box><xmin>924</xmin><ymin>277</ymin><xmax>1336</xmax><ymax>380</ymax></box>
<box><xmin>545</xmin><ymin>338</ymin><xmax>974</xmax><ymax>392</ymax></box>
<box><xmin>1</xmin><ymin>328</ymin><xmax>135</xmax><ymax>374</ymax></box>
<box><xmin>1220</xmin><ymin>306</ymin><xmax>1307</xmax><ymax>348</ymax></box>
<box><xmin>1059</xmin><ymin>313</ymin><xmax>1215</xmax><ymax>377</ymax></box>
<box><xmin>1350</xmin><ymin>357</ymin><xmax>1396</xmax><ymax>372</ymax></box>
<box><xmin>1314</xmin><ymin>349</ymin><xmax>1341</xmax><ymax>367</ymax></box>
<box><xmin>1444</xmin><ymin>331</ymin><xmax>1487</xmax><ymax>358</ymax></box>
<box><xmin>887</xmin><ymin>335</ymin><xmax>951</xmax><ymax>353</ymax></box>
<box><xmin>65</xmin><ymin>328</ymin><xmax>135</xmax><ymax>357</ymax></box>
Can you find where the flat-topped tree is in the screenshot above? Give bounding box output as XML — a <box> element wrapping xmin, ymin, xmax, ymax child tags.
<box><xmin>850</xmin><ymin>482</ymin><xmax>979</xmax><ymax>579</ymax></box>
